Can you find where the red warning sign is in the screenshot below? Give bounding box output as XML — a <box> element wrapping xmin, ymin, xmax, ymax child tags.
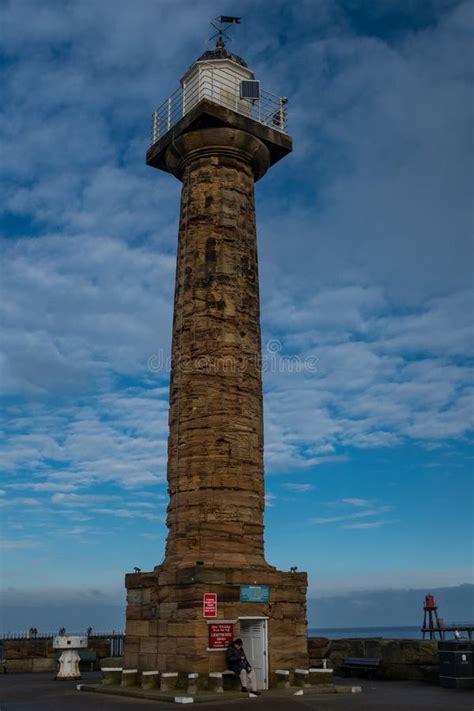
<box><xmin>208</xmin><ymin>623</ymin><xmax>233</xmax><ymax>650</ymax></box>
<box><xmin>203</xmin><ymin>593</ymin><xmax>217</xmax><ymax>618</ymax></box>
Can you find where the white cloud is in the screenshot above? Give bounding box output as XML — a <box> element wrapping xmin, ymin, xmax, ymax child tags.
<box><xmin>0</xmin><ymin>497</ymin><xmax>41</xmax><ymax>507</ymax></box>
<box><xmin>311</xmin><ymin>505</ymin><xmax>392</xmax><ymax>525</ymax></box>
<box><xmin>342</xmin><ymin>498</ymin><xmax>370</xmax><ymax>507</ymax></box>
<box><xmin>1</xmin><ymin>539</ymin><xmax>38</xmax><ymax>550</ymax></box>
<box><xmin>342</xmin><ymin>519</ymin><xmax>398</xmax><ymax>530</ymax></box>
<box><xmin>265</xmin><ymin>494</ymin><xmax>277</xmax><ymax>507</ymax></box>
<box><xmin>284</xmin><ymin>483</ymin><xmax>316</xmax><ymax>492</ymax></box>
<box><xmin>91</xmin><ymin>508</ymin><xmax>163</xmax><ymax>522</ymax></box>
<box><xmin>51</xmin><ymin>493</ymin><xmax>118</xmax><ymax>506</ymax></box>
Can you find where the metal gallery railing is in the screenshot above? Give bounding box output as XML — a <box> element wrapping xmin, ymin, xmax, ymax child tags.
<box><xmin>0</xmin><ymin>630</ymin><xmax>124</xmax><ymax>640</ymax></box>
<box><xmin>151</xmin><ymin>65</ymin><xmax>288</xmax><ymax>144</ymax></box>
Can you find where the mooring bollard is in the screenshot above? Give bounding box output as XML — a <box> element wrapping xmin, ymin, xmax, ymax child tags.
<box><xmin>53</xmin><ymin>635</ymin><xmax>87</xmax><ymax>680</ymax></box>
<box><xmin>101</xmin><ymin>667</ymin><xmax>123</xmax><ymax>685</ymax></box>
<box><xmin>208</xmin><ymin>672</ymin><xmax>224</xmax><ymax>693</ymax></box>
<box><xmin>309</xmin><ymin>667</ymin><xmax>333</xmax><ymax>685</ymax></box>
<box><xmin>121</xmin><ymin>669</ymin><xmax>138</xmax><ymax>687</ymax></box>
<box><xmin>186</xmin><ymin>672</ymin><xmax>199</xmax><ymax>695</ymax></box>
<box><xmin>160</xmin><ymin>671</ymin><xmax>179</xmax><ymax>691</ymax></box>
<box><xmin>141</xmin><ymin>670</ymin><xmax>160</xmax><ymax>690</ymax></box>
<box><xmin>294</xmin><ymin>669</ymin><xmax>310</xmax><ymax>687</ymax></box>
<box><xmin>275</xmin><ymin>669</ymin><xmax>290</xmax><ymax>689</ymax></box>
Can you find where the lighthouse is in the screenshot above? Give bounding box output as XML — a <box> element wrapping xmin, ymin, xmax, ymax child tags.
<box><xmin>124</xmin><ymin>23</ymin><xmax>308</xmax><ymax>687</ymax></box>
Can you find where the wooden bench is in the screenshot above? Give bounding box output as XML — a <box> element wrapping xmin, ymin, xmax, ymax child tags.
<box><xmin>340</xmin><ymin>657</ymin><xmax>380</xmax><ymax>679</ymax></box>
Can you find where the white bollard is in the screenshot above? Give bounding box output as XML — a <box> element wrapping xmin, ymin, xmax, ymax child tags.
<box><xmin>53</xmin><ymin>635</ymin><xmax>88</xmax><ymax>680</ymax></box>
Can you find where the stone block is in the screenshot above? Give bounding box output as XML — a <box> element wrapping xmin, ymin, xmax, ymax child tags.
<box><xmin>5</xmin><ymin>659</ymin><xmax>33</xmax><ymax>672</ymax></box>
<box><xmin>126</xmin><ymin>590</ymin><xmax>143</xmax><ymax>604</ymax></box>
<box><xmin>125</xmin><ymin>620</ymin><xmax>150</xmax><ymax>637</ymax></box>
<box><xmin>208</xmin><ymin>672</ymin><xmax>223</xmax><ymax>693</ymax></box>
<box><xmin>157</xmin><ymin>568</ymin><xmax>177</xmax><ymax>585</ymax></box>
<box><xmin>158</xmin><ymin>602</ymin><xmax>179</xmax><ymax>619</ymax></box>
<box><xmin>148</xmin><ymin>621</ymin><xmax>168</xmax><ymax>636</ymax></box>
<box><xmin>158</xmin><ymin>638</ymin><xmax>177</xmax><ymax>655</ymax></box>
<box><xmin>139</xmin><ymin>637</ymin><xmax>159</xmax><ymax>654</ymax></box>
<box><xmin>168</xmin><ymin>621</ymin><xmax>207</xmax><ymax>638</ymax></box>
<box><xmin>176</xmin><ymin>638</ymin><xmax>207</xmax><ymax>656</ymax></box>
<box><xmin>137</xmin><ymin>653</ymin><xmax>159</xmax><ymax>671</ymax></box>
<box><xmin>208</xmin><ymin>653</ymin><xmax>227</xmax><ymax>673</ymax></box>
<box><xmin>186</xmin><ymin>672</ymin><xmax>199</xmax><ymax>695</ymax></box>
<box><xmin>32</xmin><ymin>658</ymin><xmax>57</xmax><ymax>673</ymax></box>
<box><xmin>141</xmin><ymin>670</ymin><xmax>160</xmax><ymax>689</ymax></box>
<box><xmin>294</xmin><ymin>668</ymin><xmax>310</xmax><ymax>687</ymax></box>
<box><xmin>121</xmin><ymin>669</ymin><xmax>138</xmax><ymax>687</ymax></box>
<box><xmin>309</xmin><ymin>668</ymin><xmax>333</xmax><ymax>685</ymax></box>
<box><xmin>101</xmin><ymin>668</ymin><xmax>122</xmax><ymax>686</ymax></box>
<box><xmin>126</xmin><ymin>604</ymin><xmax>143</xmax><ymax>620</ymax></box>
<box><xmin>125</xmin><ymin>572</ymin><xmax>156</xmax><ymax>589</ymax></box>
<box><xmin>123</xmin><ymin>651</ymin><xmax>139</xmax><ymax>669</ymax></box>
<box><xmin>100</xmin><ymin>657</ymin><xmax>124</xmax><ymax>669</ymax></box>
<box><xmin>160</xmin><ymin>672</ymin><xmax>179</xmax><ymax>691</ymax></box>
<box><xmin>274</xmin><ymin>669</ymin><xmax>290</xmax><ymax>689</ymax></box>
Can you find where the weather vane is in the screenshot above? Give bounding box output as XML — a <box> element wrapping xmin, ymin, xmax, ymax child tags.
<box><xmin>209</xmin><ymin>15</ymin><xmax>241</xmax><ymax>48</ymax></box>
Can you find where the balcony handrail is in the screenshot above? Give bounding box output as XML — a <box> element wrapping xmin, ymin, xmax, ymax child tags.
<box><xmin>150</xmin><ymin>70</ymin><xmax>288</xmax><ymax>145</ymax></box>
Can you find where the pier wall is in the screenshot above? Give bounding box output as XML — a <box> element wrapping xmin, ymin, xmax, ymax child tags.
<box><xmin>309</xmin><ymin>636</ymin><xmax>439</xmax><ymax>681</ymax></box>
<box><xmin>2</xmin><ymin>633</ymin><xmax>440</xmax><ymax>681</ymax></box>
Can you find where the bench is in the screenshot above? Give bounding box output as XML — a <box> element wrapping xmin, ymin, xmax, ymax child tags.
<box><xmin>340</xmin><ymin>657</ymin><xmax>380</xmax><ymax>679</ymax></box>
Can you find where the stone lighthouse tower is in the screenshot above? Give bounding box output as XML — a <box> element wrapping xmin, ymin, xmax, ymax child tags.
<box><xmin>124</xmin><ymin>30</ymin><xmax>308</xmax><ymax>687</ymax></box>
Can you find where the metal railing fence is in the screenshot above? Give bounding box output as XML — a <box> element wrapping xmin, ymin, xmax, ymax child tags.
<box><xmin>1</xmin><ymin>631</ymin><xmax>124</xmax><ymax>656</ymax></box>
<box><xmin>151</xmin><ymin>65</ymin><xmax>288</xmax><ymax>144</ymax></box>
<box><xmin>0</xmin><ymin>630</ymin><xmax>124</xmax><ymax>640</ymax></box>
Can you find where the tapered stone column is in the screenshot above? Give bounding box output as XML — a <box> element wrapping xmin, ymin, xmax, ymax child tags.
<box><xmin>164</xmin><ymin>128</ymin><xmax>270</xmax><ymax>568</ymax></box>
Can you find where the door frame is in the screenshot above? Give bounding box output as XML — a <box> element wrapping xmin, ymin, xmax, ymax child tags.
<box><xmin>238</xmin><ymin>616</ymin><xmax>269</xmax><ymax>689</ymax></box>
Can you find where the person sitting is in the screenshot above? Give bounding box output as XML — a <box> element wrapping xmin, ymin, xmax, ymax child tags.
<box><xmin>225</xmin><ymin>638</ymin><xmax>260</xmax><ymax>695</ymax></box>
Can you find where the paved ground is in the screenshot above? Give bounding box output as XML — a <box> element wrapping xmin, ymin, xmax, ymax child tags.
<box><xmin>0</xmin><ymin>672</ymin><xmax>473</xmax><ymax>710</ymax></box>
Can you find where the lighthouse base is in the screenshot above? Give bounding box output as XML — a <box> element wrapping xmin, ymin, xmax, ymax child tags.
<box><xmin>124</xmin><ymin>563</ymin><xmax>308</xmax><ymax>682</ymax></box>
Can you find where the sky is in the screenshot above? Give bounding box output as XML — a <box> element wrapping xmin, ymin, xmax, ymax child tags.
<box><xmin>0</xmin><ymin>0</ymin><xmax>473</xmax><ymax>632</ymax></box>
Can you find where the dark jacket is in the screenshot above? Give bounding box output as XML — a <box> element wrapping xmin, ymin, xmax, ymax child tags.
<box><xmin>225</xmin><ymin>643</ymin><xmax>249</xmax><ymax>674</ymax></box>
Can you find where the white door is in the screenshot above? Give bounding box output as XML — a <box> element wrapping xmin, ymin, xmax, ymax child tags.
<box><xmin>239</xmin><ymin>619</ymin><xmax>267</xmax><ymax>689</ymax></box>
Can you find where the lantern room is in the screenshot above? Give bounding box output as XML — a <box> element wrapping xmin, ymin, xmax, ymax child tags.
<box><xmin>181</xmin><ymin>47</ymin><xmax>256</xmax><ymax>116</ymax></box>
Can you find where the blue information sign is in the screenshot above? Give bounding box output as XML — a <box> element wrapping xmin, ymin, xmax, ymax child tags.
<box><xmin>239</xmin><ymin>585</ymin><xmax>270</xmax><ymax>602</ymax></box>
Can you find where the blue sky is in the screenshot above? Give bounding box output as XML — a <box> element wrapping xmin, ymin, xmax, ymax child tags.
<box><xmin>1</xmin><ymin>0</ymin><xmax>473</xmax><ymax>630</ymax></box>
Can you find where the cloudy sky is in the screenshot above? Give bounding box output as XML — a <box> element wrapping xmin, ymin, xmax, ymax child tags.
<box><xmin>1</xmin><ymin>0</ymin><xmax>473</xmax><ymax>630</ymax></box>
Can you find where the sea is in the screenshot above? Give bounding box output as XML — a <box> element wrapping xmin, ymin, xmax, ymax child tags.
<box><xmin>308</xmin><ymin>626</ymin><xmax>422</xmax><ymax>640</ymax></box>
